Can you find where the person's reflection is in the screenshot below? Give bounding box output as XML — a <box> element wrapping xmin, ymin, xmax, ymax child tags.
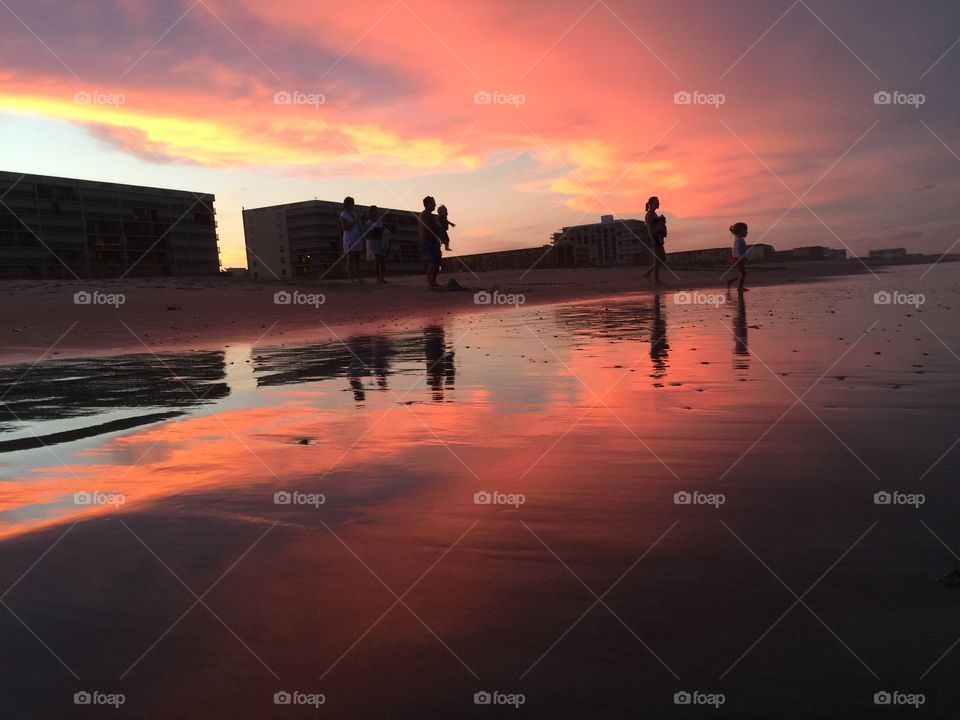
<box><xmin>732</xmin><ymin>291</ymin><xmax>749</xmax><ymax>370</ymax></box>
<box><xmin>346</xmin><ymin>337</ymin><xmax>369</xmax><ymax>405</ymax></box>
<box><xmin>424</xmin><ymin>325</ymin><xmax>455</xmax><ymax>402</ymax></box>
<box><xmin>649</xmin><ymin>294</ymin><xmax>670</xmax><ymax>381</ymax></box>
<box><xmin>371</xmin><ymin>335</ymin><xmax>391</xmax><ymax>390</ymax></box>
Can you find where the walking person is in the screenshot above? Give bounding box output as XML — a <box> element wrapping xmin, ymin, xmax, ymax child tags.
<box><xmin>340</xmin><ymin>197</ymin><xmax>363</xmax><ymax>282</ymax></box>
<box><xmin>418</xmin><ymin>196</ymin><xmax>442</xmax><ymax>287</ymax></box>
<box><xmin>726</xmin><ymin>222</ymin><xmax>749</xmax><ymax>294</ymax></box>
<box><xmin>642</xmin><ymin>196</ymin><xmax>668</xmax><ymax>284</ymax></box>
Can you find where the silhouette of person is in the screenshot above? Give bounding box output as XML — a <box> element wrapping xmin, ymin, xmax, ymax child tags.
<box><xmin>424</xmin><ymin>325</ymin><xmax>455</xmax><ymax>401</ymax></box>
<box><xmin>364</xmin><ymin>205</ymin><xmax>390</xmax><ymax>284</ymax></box>
<box><xmin>649</xmin><ymin>293</ymin><xmax>669</xmax><ymax>380</ymax></box>
<box><xmin>726</xmin><ymin>222</ymin><xmax>749</xmax><ymax>294</ymax></box>
<box><xmin>340</xmin><ymin>197</ymin><xmax>363</xmax><ymax>283</ymax></box>
<box><xmin>642</xmin><ymin>196</ymin><xmax>668</xmax><ymax>284</ymax></box>
<box><xmin>418</xmin><ymin>196</ymin><xmax>442</xmax><ymax>288</ymax></box>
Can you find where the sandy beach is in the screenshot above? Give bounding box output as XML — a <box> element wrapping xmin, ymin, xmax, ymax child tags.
<box><xmin>2</xmin><ymin>263</ymin><xmax>959</xmax><ymax>718</ymax></box>
<box><xmin>1</xmin><ymin>261</ymin><xmax>870</xmax><ymax>363</ymax></box>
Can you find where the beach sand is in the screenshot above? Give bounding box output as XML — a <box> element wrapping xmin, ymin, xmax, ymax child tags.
<box><xmin>0</xmin><ymin>261</ymin><xmax>869</xmax><ymax>362</ymax></box>
<box><xmin>2</xmin><ymin>263</ymin><xmax>958</xmax><ymax>718</ymax></box>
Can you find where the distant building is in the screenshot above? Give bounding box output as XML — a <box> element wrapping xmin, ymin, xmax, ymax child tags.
<box><xmin>0</xmin><ymin>170</ymin><xmax>219</xmax><ymax>279</ymax></box>
<box><xmin>445</xmin><ymin>246</ymin><xmax>558</xmax><ymax>273</ymax></box>
<box><xmin>668</xmin><ymin>243</ymin><xmax>775</xmax><ymax>267</ymax></box>
<box><xmin>243</xmin><ymin>199</ymin><xmax>423</xmax><ymax>279</ymax></box>
<box><xmin>868</xmin><ymin>248</ymin><xmax>907</xmax><ymax>260</ymax></box>
<box><xmin>551</xmin><ymin>217</ymin><xmax>650</xmax><ymax>267</ymax></box>
<box><xmin>773</xmin><ymin>245</ymin><xmax>846</xmax><ymax>261</ymax></box>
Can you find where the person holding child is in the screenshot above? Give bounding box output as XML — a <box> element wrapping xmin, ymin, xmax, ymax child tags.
<box><xmin>642</xmin><ymin>195</ymin><xmax>668</xmax><ymax>284</ymax></box>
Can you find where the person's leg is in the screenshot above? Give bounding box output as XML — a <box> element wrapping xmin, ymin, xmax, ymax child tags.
<box><xmin>737</xmin><ymin>263</ymin><xmax>746</xmax><ymax>293</ymax></box>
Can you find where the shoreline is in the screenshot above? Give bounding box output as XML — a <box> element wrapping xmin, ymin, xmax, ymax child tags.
<box><xmin>1</xmin><ymin>261</ymin><xmax>877</xmax><ymax>363</ymax></box>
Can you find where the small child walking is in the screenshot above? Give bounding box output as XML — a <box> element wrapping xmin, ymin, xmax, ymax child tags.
<box><xmin>437</xmin><ymin>205</ymin><xmax>456</xmax><ymax>251</ymax></box>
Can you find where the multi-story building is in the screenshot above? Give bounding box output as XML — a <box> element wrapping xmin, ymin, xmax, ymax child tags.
<box><xmin>551</xmin><ymin>216</ymin><xmax>650</xmax><ymax>267</ymax></box>
<box><xmin>868</xmin><ymin>248</ymin><xmax>907</xmax><ymax>260</ymax></box>
<box><xmin>0</xmin><ymin>170</ymin><xmax>219</xmax><ymax>279</ymax></box>
<box><xmin>773</xmin><ymin>246</ymin><xmax>847</xmax><ymax>261</ymax></box>
<box><xmin>669</xmin><ymin>243</ymin><xmax>775</xmax><ymax>266</ymax></box>
<box><xmin>445</xmin><ymin>246</ymin><xmax>558</xmax><ymax>273</ymax></box>
<box><xmin>243</xmin><ymin>199</ymin><xmax>423</xmax><ymax>280</ymax></box>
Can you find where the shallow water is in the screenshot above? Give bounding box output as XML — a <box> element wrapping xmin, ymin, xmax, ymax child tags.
<box><xmin>2</xmin><ymin>265</ymin><xmax>960</xmax><ymax>718</ymax></box>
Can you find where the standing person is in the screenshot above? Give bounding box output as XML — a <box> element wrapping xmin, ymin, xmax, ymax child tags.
<box><xmin>418</xmin><ymin>196</ymin><xmax>442</xmax><ymax>288</ymax></box>
<box><xmin>364</xmin><ymin>205</ymin><xmax>390</xmax><ymax>283</ymax></box>
<box><xmin>642</xmin><ymin>196</ymin><xmax>668</xmax><ymax>284</ymax></box>
<box><xmin>340</xmin><ymin>197</ymin><xmax>363</xmax><ymax>283</ymax></box>
<box><xmin>437</xmin><ymin>204</ymin><xmax>456</xmax><ymax>251</ymax></box>
<box><xmin>726</xmin><ymin>222</ymin><xmax>749</xmax><ymax>294</ymax></box>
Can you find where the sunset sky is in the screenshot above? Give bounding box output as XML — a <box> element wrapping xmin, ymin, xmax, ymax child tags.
<box><xmin>1</xmin><ymin>0</ymin><xmax>958</xmax><ymax>268</ymax></box>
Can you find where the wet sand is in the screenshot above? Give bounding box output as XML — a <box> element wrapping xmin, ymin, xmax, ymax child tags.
<box><xmin>0</xmin><ymin>261</ymin><xmax>871</xmax><ymax>363</ymax></box>
<box><xmin>2</xmin><ymin>265</ymin><xmax>960</xmax><ymax>718</ymax></box>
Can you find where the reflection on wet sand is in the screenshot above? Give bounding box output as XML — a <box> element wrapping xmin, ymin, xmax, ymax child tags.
<box><xmin>424</xmin><ymin>325</ymin><xmax>455</xmax><ymax>402</ymax></box>
<box><xmin>733</xmin><ymin>292</ymin><xmax>749</xmax><ymax>370</ymax></box>
<box><xmin>650</xmin><ymin>294</ymin><xmax>670</xmax><ymax>382</ymax></box>
<box><xmin>552</xmin><ymin>298</ymin><xmax>655</xmax><ymax>343</ymax></box>
<box><xmin>4</xmin><ymin>271</ymin><xmax>960</xmax><ymax>718</ymax></box>
<box><xmin>0</xmin><ymin>351</ymin><xmax>229</xmax><ymax>450</ymax></box>
<box><xmin>252</xmin><ymin>334</ymin><xmax>424</xmax><ymax>388</ymax></box>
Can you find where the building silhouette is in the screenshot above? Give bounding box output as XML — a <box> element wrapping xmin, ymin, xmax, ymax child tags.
<box><xmin>0</xmin><ymin>170</ymin><xmax>219</xmax><ymax>279</ymax></box>
<box><xmin>243</xmin><ymin>199</ymin><xmax>424</xmax><ymax>279</ymax></box>
<box><xmin>551</xmin><ymin>215</ymin><xmax>649</xmax><ymax>266</ymax></box>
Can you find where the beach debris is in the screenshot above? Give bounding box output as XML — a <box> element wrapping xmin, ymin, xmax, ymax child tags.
<box><xmin>167</xmin><ymin>304</ymin><xmax>182</xmax><ymax>311</ymax></box>
<box><xmin>296</xmin><ymin>438</ymin><xmax>311</xmax><ymax>445</ymax></box>
<box><xmin>937</xmin><ymin>567</ymin><xmax>960</xmax><ymax>588</ymax></box>
<box><xmin>12</xmin><ymin>327</ymin><xmax>24</xmax><ymax>333</ymax></box>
